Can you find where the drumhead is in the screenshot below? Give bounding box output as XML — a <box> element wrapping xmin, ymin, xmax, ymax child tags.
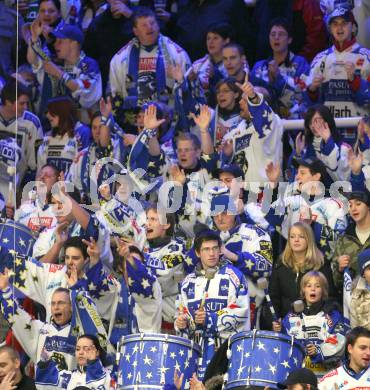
<box><xmin>230</xmin><ymin>330</ymin><xmax>305</xmax><ymax>354</ymax></box>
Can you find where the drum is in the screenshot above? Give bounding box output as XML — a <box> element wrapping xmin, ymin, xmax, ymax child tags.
<box><xmin>117</xmin><ymin>333</ymin><xmax>201</xmax><ymax>389</ymax></box>
<box><xmin>225</xmin><ymin>330</ymin><xmax>305</xmax><ymax>389</ymax></box>
<box><xmin>0</xmin><ymin>220</ymin><xmax>37</xmax><ymax>257</ymax></box>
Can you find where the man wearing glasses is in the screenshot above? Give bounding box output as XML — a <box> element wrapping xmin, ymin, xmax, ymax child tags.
<box><xmin>174</xmin><ymin>229</ymin><xmax>250</xmax><ymax>379</ymax></box>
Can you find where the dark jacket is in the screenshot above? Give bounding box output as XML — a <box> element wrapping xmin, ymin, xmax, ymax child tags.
<box><xmin>16</xmin><ymin>374</ymin><xmax>37</xmax><ymax>390</ymax></box>
<box><xmin>268</xmin><ymin>260</ymin><xmax>336</xmax><ymax>320</ymax></box>
<box><xmin>83</xmin><ymin>8</ymin><xmax>133</xmax><ymax>89</ymax></box>
<box><xmin>173</xmin><ymin>0</ymin><xmax>253</xmax><ymax>61</ymax></box>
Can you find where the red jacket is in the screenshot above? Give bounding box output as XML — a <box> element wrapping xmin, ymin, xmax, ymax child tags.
<box><xmin>293</xmin><ymin>0</ymin><xmax>328</xmax><ymax>62</ymax></box>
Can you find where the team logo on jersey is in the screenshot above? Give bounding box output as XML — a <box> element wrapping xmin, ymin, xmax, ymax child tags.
<box><xmin>185</xmin><ymin>282</ymin><xmax>195</xmax><ymax>299</ymax></box>
<box><xmin>218</xmin><ymin>279</ymin><xmax>229</xmax><ymax>296</ymax></box>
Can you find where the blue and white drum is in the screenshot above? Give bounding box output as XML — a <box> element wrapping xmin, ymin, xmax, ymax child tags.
<box><xmin>225</xmin><ymin>330</ymin><xmax>305</xmax><ymax>389</ymax></box>
<box><xmin>0</xmin><ymin>220</ymin><xmax>37</xmax><ymax>257</ymax></box>
<box><xmin>117</xmin><ymin>333</ymin><xmax>201</xmax><ymax>389</ymax></box>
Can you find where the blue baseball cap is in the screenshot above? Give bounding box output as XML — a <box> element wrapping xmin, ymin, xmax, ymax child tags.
<box><xmin>326</xmin><ymin>7</ymin><xmax>355</xmax><ymax>26</ymax></box>
<box><xmin>50</xmin><ymin>24</ymin><xmax>84</xmax><ymax>45</ymax></box>
<box><xmin>358</xmin><ymin>249</ymin><xmax>370</xmax><ymax>276</ymax></box>
<box><xmin>209</xmin><ymin>186</ymin><xmax>238</xmax><ymax>215</ymax></box>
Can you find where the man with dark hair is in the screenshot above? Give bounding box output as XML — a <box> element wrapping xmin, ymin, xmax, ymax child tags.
<box><xmin>251</xmin><ymin>17</ymin><xmax>310</xmax><ymax>119</ymax></box>
<box><xmin>175</xmin><ymin>229</ymin><xmax>249</xmax><ymax>379</ymax></box>
<box><xmin>319</xmin><ymin>327</ymin><xmax>370</xmax><ymax>389</ymax></box>
<box><xmin>222</xmin><ymin>43</ymin><xmax>249</xmax><ymax>83</ymax></box>
<box><xmin>192</xmin><ymin>23</ymin><xmax>232</xmax><ymax>106</ymax></box>
<box><xmin>109</xmin><ymin>6</ymin><xmax>191</xmax><ymax>116</ymax></box>
<box><xmin>0</xmin><ymin>345</ymin><xmax>36</xmax><ymax>389</ymax></box>
<box><xmin>279</xmin><ymin>368</ymin><xmax>318</xmax><ymax>390</ymax></box>
<box><xmin>0</xmin><ymin>79</ymin><xmax>43</xmax><ymax>197</ymax></box>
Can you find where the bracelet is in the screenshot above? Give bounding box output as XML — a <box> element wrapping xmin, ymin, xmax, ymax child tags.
<box><xmin>249</xmin><ymin>94</ymin><xmax>258</xmax><ymax>103</ymax></box>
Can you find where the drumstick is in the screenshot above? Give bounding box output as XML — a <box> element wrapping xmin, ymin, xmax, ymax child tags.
<box><xmin>199</xmin><ymin>268</ymin><xmax>217</xmax><ymax>310</ymax></box>
<box><xmin>293</xmin><ymin>300</ymin><xmax>307</xmax><ymax>345</ymax></box>
<box><xmin>257</xmin><ymin>277</ymin><xmax>278</xmax><ymax>322</ymax></box>
<box><xmin>7</xmin><ymin>166</ymin><xmax>16</xmax><ymax>209</ymax></box>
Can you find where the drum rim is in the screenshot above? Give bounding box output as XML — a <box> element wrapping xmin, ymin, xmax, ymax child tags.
<box><xmin>226</xmin><ymin>377</ymin><xmax>280</xmax><ymax>387</ymax></box>
<box><xmin>230</xmin><ymin>331</ymin><xmax>305</xmax><ymax>354</ymax></box>
<box><xmin>120</xmin><ymin>333</ymin><xmax>201</xmax><ymax>353</ymax></box>
<box><xmin>117</xmin><ymin>386</ymin><xmax>165</xmax><ymax>389</ymax></box>
<box><xmin>1</xmin><ymin>220</ymin><xmax>39</xmax><ymax>239</ymax></box>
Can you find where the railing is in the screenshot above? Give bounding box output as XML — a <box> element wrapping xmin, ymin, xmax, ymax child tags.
<box><xmin>282</xmin><ymin>117</ymin><xmax>362</xmax><ymax>130</ymax></box>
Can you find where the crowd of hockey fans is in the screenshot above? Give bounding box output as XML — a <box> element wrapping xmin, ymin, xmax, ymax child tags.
<box><xmin>0</xmin><ymin>0</ymin><xmax>369</xmax><ymax>389</ymax></box>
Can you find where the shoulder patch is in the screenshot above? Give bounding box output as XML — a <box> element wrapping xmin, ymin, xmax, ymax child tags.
<box><xmin>23</xmin><ymin>111</ymin><xmax>41</xmax><ymax>129</ymax></box>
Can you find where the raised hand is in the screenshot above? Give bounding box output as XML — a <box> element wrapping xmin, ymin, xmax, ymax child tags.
<box><xmin>344</xmin><ymin>62</ymin><xmax>355</xmax><ymax>82</ymax></box>
<box><xmin>30</xmin><ymin>19</ymin><xmax>43</xmax><ymax>41</ymax></box>
<box><xmin>357</xmin><ymin>118</ymin><xmax>370</xmax><ymax>144</ymax></box>
<box><xmin>167</xmin><ymin>63</ymin><xmax>184</xmax><ymax>83</ymax></box>
<box><xmin>189</xmin><ymin>373</ymin><xmax>205</xmax><ymax>390</ymax></box>
<box><xmin>348</xmin><ymin>148</ymin><xmax>363</xmax><ymax>175</ymax></box>
<box><xmin>174</xmin><ymin>369</ymin><xmax>184</xmax><ymax>390</ymax></box>
<box><xmin>66</xmin><ymin>264</ymin><xmax>78</xmax><ymax>287</ymax></box>
<box><xmin>82</xmin><ymin>237</ymin><xmax>100</xmax><ymax>267</ymax></box>
<box><xmin>309</xmin><ymin>74</ymin><xmax>323</xmax><ymax>92</ymax></box>
<box><xmin>236</xmin><ymin>73</ymin><xmax>257</xmax><ymax>100</ymax></box>
<box><xmin>295</xmin><ymin>132</ymin><xmax>306</xmax><ymax>156</ymax></box>
<box><xmin>55</xmin><ymin>221</ymin><xmax>69</xmax><ymax>245</ymax></box>
<box><xmin>169</xmin><ymin>165</ymin><xmax>186</xmax><ymax>185</ymax></box>
<box><xmin>265</xmin><ymin>161</ymin><xmax>281</xmax><ymax>184</ymax></box>
<box><xmin>116</xmin><ymin>237</ymin><xmax>131</xmax><ymax>259</ymax></box>
<box><xmin>143</xmin><ymin>104</ymin><xmax>166</xmax><ymax>130</ymax></box>
<box><xmin>99</xmin><ymin>96</ymin><xmax>112</xmax><ymax>117</ymax></box>
<box><xmin>220</xmin><ymin>245</ymin><xmax>238</xmax><ymax>262</ymax></box>
<box><xmin>189</xmin><ymin>104</ymin><xmax>211</xmax><ymax>131</ymax></box>
<box><xmin>312</xmin><ymin>118</ymin><xmax>331</xmax><ymax>142</ymax></box>
<box><xmin>1</xmin><ymin>371</ymin><xmax>16</xmax><ymax>390</ymax></box>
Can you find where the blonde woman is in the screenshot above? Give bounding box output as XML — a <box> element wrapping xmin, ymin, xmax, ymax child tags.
<box><xmin>268</xmin><ymin>222</ymin><xmax>336</xmax><ymax>323</ymax></box>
